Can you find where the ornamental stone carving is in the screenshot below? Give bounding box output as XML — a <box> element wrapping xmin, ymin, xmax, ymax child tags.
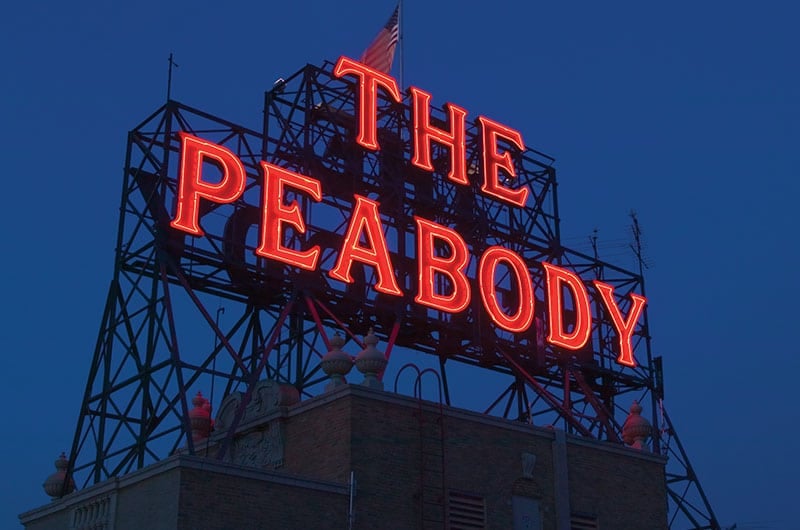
<box><xmin>215</xmin><ymin>379</ymin><xmax>300</xmax><ymax>434</ymax></box>
<box><xmin>214</xmin><ymin>391</ymin><xmax>243</xmax><ymax>434</ymax></box>
<box><xmin>70</xmin><ymin>493</ymin><xmax>116</xmax><ymax>530</ymax></box>
<box><xmin>231</xmin><ymin>424</ymin><xmax>285</xmax><ymax>469</ymax></box>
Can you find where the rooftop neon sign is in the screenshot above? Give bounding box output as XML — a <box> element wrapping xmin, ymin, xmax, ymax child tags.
<box><xmin>169</xmin><ymin>56</ymin><xmax>647</xmax><ymax>368</ymax></box>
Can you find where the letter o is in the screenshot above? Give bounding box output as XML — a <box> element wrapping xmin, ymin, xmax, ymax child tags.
<box><xmin>478</xmin><ymin>246</ymin><xmax>535</xmax><ymax>332</ymax></box>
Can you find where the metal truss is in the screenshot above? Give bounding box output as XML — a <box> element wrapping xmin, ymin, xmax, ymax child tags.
<box><xmin>660</xmin><ymin>403</ymin><xmax>721</xmax><ymax>529</ymax></box>
<box><xmin>65</xmin><ymin>59</ymin><xmax>718</xmax><ymax>528</ymax></box>
<box><xmin>262</xmin><ymin>62</ymin><xmax>653</xmax><ymax>433</ymax></box>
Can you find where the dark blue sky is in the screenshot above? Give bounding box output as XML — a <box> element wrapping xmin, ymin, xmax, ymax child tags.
<box><xmin>2</xmin><ymin>1</ymin><xmax>798</xmax><ymax>528</ymax></box>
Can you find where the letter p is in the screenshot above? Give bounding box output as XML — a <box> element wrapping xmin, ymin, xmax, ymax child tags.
<box><xmin>170</xmin><ymin>132</ymin><xmax>247</xmax><ymax>236</ymax></box>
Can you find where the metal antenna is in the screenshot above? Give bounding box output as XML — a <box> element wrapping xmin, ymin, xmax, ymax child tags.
<box><xmin>629</xmin><ymin>210</ymin><xmax>649</xmax><ymax>277</ymax></box>
<box><xmin>167</xmin><ymin>53</ymin><xmax>179</xmax><ymax>101</ymax></box>
<box><xmin>590</xmin><ymin>228</ymin><xmax>599</xmax><ymax>260</ymax></box>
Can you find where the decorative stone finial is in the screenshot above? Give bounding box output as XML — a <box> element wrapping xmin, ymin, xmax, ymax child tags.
<box><xmin>355</xmin><ymin>328</ymin><xmax>386</xmax><ymax>390</ymax></box>
<box><xmin>43</xmin><ymin>452</ymin><xmax>75</xmax><ymax>499</ymax></box>
<box><xmin>622</xmin><ymin>400</ymin><xmax>652</xmax><ymax>450</ymax></box>
<box><xmin>320</xmin><ymin>333</ymin><xmax>353</xmax><ymax>392</ymax></box>
<box><xmin>189</xmin><ymin>391</ymin><xmax>212</xmax><ymax>445</ymax></box>
<box><xmin>521</xmin><ymin>452</ymin><xmax>537</xmax><ymax>479</ymax></box>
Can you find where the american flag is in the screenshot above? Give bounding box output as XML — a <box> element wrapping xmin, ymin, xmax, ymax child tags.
<box><xmin>360</xmin><ymin>5</ymin><xmax>400</xmax><ymax>74</ymax></box>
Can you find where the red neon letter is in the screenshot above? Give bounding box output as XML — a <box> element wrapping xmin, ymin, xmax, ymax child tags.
<box><xmin>333</xmin><ymin>56</ymin><xmax>401</xmax><ymax>151</ymax></box>
<box><xmin>414</xmin><ymin>217</ymin><xmax>471</xmax><ymax>313</ymax></box>
<box><xmin>593</xmin><ymin>281</ymin><xmax>647</xmax><ymax>367</ymax></box>
<box><xmin>478</xmin><ymin>247</ymin><xmax>535</xmax><ymax>332</ymax></box>
<box><xmin>543</xmin><ymin>262</ymin><xmax>592</xmax><ymax>350</ymax></box>
<box><xmin>478</xmin><ymin>116</ymin><xmax>529</xmax><ymax>207</ymax></box>
<box><xmin>410</xmin><ymin>87</ymin><xmax>468</xmax><ymax>185</ymax></box>
<box><xmin>171</xmin><ymin>133</ymin><xmax>246</xmax><ymax>235</ymax></box>
<box><xmin>329</xmin><ymin>195</ymin><xmax>402</xmax><ymax>296</ymax></box>
<box><xmin>255</xmin><ymin>162</ymin><xmax>322</xmax><ymax>271</ymax></box>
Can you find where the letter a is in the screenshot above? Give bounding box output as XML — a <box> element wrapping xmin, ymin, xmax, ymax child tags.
<box><xmin>329</xmin><ymin>195</ymin><xmax>402</xmax><ymax>296</ymax></box>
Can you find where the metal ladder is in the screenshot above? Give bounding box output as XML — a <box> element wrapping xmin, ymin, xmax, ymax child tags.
<box><xmin>395</xmin><ymin>364</ymin><xmax>447</xmax><ymax>529</ymax></box>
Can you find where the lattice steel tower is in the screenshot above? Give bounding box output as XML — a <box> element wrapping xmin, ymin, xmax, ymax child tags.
<box><xmin>64</xmin><ymin>59</ymin><xmax>719</xmax><ymax>529</ymax></box>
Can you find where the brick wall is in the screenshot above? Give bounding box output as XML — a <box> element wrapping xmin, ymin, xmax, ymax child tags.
<box><xmin>567</xmin><ymin>440</ymin><xmax>668</xmax><ymax>529</ymax></box>
<box><xmin>278</xmin><ymin>386</ymin><xmax>667</xmax><ymax>530</ymax></box>
<box><xmin>116</xmin><ymin>470</ymin><xmax>179</xmax><ymax>530</ymax></box>
<box><xmin>282</xmin><ymin>391</ymin><xmax>352</xmax><ymax>483</ymax></box>
<box><xmin>20</xmin><ymin>457</ymin><xmax>349</xmax><ymax>530</ymax></box>
<box><xmin>21</xmin><ymin>385</ymin><xmax>667</xmax><ymax>530</ymax></box>
<box><xmin>177</xmin><ymin>467</ymin><xmax>347</xmax><ymax>530</ymax></box>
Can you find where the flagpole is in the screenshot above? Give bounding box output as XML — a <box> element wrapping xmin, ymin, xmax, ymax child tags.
<box><xmin>399</xmin><ymin>0</ymin><xmax>404</xmax><ymax>91</ymax></box>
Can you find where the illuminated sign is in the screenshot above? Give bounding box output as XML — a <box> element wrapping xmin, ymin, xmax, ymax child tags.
<box><xmin>169</xmin><ymin>56</ymin><xmax>646</xmax><ymax>368</ymax></box>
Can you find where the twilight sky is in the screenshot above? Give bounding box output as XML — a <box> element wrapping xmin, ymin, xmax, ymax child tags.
<box><xmin>2</xmin><ymin>1</ymin><xmax>798</xmax><ymax>528</ymax></box>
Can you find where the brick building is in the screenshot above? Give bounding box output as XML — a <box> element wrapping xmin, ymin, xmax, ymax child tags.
<box><xmin>22</xmin><ymin>379</ymin><xmax>667</xmax><ymax>529</ymax></box>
